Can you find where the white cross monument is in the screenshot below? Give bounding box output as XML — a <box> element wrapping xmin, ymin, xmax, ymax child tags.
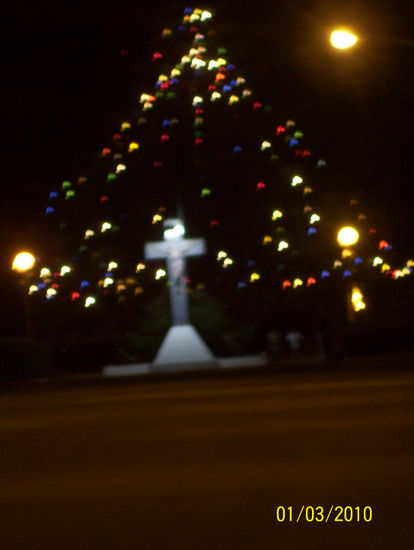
<box><xmin>144</xmin><ymin>218</ymin><xmax>218</xmax><ymax>371</ymax></box>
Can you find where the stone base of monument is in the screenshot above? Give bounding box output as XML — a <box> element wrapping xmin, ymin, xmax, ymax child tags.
<box><xmin>102</xmin><ymin>324</ymin><xmax>267</xmax><ymax>377</ymax></box>
<box><xmin>153</xmin><ymin>325</ymin><xmax>218</xmax><ymax>368</ymax></box>
<box><xmin>102</xmin><ymin>355</ymin><xmax>267</xmax><ymax>377</ymax></box>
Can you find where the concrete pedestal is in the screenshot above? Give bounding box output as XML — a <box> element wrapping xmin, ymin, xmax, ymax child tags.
<box><xmin>102</xmin><ymin>353</ymin><xmax>267</xmax><ymax>377</ymax></box>
<box><xmin>153</xmin><ymin>324</ymin><xmax>217</xmax><ymax>370</ymax></box>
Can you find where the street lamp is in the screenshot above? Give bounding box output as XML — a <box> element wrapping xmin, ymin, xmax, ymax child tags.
<box><xmin>336</xmin><ymin>227</ymin><xmax>364</xmax><ymax>319</ymax></box>
<box><xmin>12</xmin><ymin>251</ymin><xmax>36</xmax><ymax>337</ymax></box>
<box><xmin>330</xmin><ymin>29</ymin><xmax>359</xmax><ymax>50</ymax></box>
<box><xmin>337</xmin><ymin>226</ymin><xmax>359</xmax><ymax>247</ymax></box>
<box><xmin>12</xmin><ymin>251</ymin><xmax>35</xmax><ymax>273</ymax></box>
<box><xmin>330</xmin><ymin>28</ymin><xmax>414</xmax><ymax>51</ymax></box>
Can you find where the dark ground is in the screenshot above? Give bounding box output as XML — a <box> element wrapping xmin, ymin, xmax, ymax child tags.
<box><xmin>0</xmin><ymin>355</ymin><xmax>413</xmax><ymax>549</ymax></box>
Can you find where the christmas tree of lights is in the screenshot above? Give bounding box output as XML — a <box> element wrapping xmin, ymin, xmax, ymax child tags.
<box><xmin>31</xmin><ymin>7</ymin><xmax>412</xmax><ymax>319</ymax></box>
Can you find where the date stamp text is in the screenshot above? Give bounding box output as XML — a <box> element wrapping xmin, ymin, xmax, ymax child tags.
<box><xmin>275</xmin><ymin>506</ymin><xmax>373</xmax><ymax>523</ymax></box>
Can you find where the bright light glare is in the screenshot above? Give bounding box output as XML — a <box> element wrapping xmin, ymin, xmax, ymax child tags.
<box><xmin>337</xmin><ymin>226</ymin><xmax>359</xmax><ymax>247</ymax></box>
<box><xmin>351</xmin><ymin>287</ymin><xmax>366</xmax><ymax>312</ymax></box>
<box><xmin>330</xmin><ymin>30</ymin><xmax>358</xmax><ymax>49</ymax></box>
<box><xmin>12</xmin><ymin>252</ymin><xmax>35</xmax><ymax>273</ymax></box>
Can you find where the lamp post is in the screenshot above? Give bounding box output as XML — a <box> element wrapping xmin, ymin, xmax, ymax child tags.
<box><xmin>336</xmin><ymin>227</ymin><xmax>366</xmax><ymax>319</ymax></box>
<box><xmin>12</xmin><ymin>251</ymin><xmax>36</xmax><ymax>338</ymax></box>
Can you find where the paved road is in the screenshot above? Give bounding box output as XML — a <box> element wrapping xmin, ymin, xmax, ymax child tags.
<box><xmin>1</xmin><ymin>365</ymin><xmax>413</xmax><ymax>549</ymax></box>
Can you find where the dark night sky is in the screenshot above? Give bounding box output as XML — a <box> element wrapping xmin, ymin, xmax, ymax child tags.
<box><xmin>2</xmin><ymin>0</ymin><xmax>414</xmax><ymax>280</ymax></box>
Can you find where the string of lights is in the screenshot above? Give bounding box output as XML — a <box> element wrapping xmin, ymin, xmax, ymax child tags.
<box><xmin>29</xmin><ymin>7</ymin><xmax>412</xmax><ymax>313</ymax></box>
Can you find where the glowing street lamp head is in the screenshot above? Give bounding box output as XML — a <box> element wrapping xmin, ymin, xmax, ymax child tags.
<box><xmin>337</xmin><ymin>226</ymin><xmax>359</xmax><ymax>247</ymax></box>
<box><xmin>12</xmin><ymin>251</ymin><xmax>35</xmax><ymax>273</ymax></box>
<box><xmin>330</xmin><ymin>29</ymin><xmax>358</xmax><ymax>49</ymax></box>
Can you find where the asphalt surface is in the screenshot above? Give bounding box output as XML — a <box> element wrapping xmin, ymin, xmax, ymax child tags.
<box><xmin>1</xmin><ymin>362</ymin><xmax>413</xmax><ymax>549</ymax></box>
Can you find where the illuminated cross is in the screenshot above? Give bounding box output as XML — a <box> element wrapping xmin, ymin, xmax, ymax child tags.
<box><xmin>144</xmin><ymin>219</ymin><xmax>205</xmax><ymax>325</ymax></box>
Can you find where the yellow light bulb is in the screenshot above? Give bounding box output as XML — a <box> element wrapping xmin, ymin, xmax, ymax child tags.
<box><xmin>46</xmin><ymin>288</ymin><xmax>57</xmax><ymax>299</ymax></box>
<box><xmin>291</xmin><ymin>175</ymin><xmax>303</xmax><ymax>187</ymax></box>
<box><xmin>155</xmin><ymin>269</ymin><xmax>166</xmax><ymax>280</ymax></box>
<box><xmin>101</xmin><ymin>222</ymin><xmax>112</xmax><ymax>233</ymax></box>
<box><xmin>40</xmin><ymin>267</ymin><xmax>52</xmax><ymax>278</ymax></box>
<box><xmin>261</xmin><ymin>141</ymin><xmax>271</xmax><ymax>151</ymax></box>
<box><xmin>272</xmin><ymin>210</ymin><xmax>283</xmax><ymax>220</ymax></box>
<box><xmin>103</xmin><ymin>277</ymin><xmax>114</xmax><ymax>288</ymax></box>
<box><xmin>351</xmin><ymin>287</ymin><xmax>366</xmax><ymax>312</ymax></box>
<box><xmin>128</xmin><ymin>142</ymin><xmax>139</xmax><ymax>152</ymax></box>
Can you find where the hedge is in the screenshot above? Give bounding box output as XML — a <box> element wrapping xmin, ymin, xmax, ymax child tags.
<box><xmin>0</xmin><ymin>338</ymin><xmax>50</xmax><ymax>382</ymax></box>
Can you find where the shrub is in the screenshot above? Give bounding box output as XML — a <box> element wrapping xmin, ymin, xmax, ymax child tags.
<box><xmin>0</xmin><ymin>338</ymin><xmax>50</xmax><ymax>382</ymax></box>
<box><xmin>116</xmin><ymin>289</ymin><xmax>258</xmax><ymax>362</ymax></box>
<box><xmin>340</xmin><ymin>322</ymin><xmax>412</xmax><ymax>357</ymax></box>
<box><xmin>51</xmin><ymin>337</ymin><xmax>117</xmax><ymax>373</ymax></box>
